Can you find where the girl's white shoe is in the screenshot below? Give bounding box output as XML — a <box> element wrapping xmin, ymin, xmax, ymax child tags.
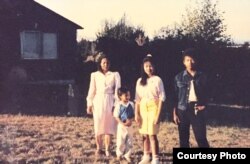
<box><xmin>138</xmin><ymin>154</ymin><xmax>151</xmax><ymax>164</ymax></box>
<box><xmin>151</xmin><ymin>158</ymin><xmax>160</xmax><ymax>164</ymax></box>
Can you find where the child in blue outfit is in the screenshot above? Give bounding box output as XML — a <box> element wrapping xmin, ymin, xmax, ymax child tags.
<box><xmin>114</xmin><ymin>87</ymin><xmax>134</xmax><ymax>162</ymax></box>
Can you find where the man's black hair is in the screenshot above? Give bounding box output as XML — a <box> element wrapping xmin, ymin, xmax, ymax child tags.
<box><xmin>182</xmin><ymin>48</ymin><xmax>198</xmax><ymax>61</ymax></box>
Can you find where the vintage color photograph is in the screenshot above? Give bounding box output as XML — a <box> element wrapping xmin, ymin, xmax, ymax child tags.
<box><xmin>0</xmin><ymin>0</ymin><xmax>250</xmax><ymax>163</ymax></box>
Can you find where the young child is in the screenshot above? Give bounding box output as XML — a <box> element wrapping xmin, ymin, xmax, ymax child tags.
<box><xmin>113</xmin><ymin>87</ymin><xmax>135</xmax><ymax>162</ymax></box>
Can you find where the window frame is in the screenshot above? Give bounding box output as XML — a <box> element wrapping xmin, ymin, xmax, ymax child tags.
<box><xmin>20</xmin><ymin>31</ymin><xmax>58</xmax><ymax>60</ymax></box>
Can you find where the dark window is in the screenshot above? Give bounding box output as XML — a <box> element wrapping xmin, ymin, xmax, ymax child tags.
<box><xmin>20</xmin><ymin>31</ymin><xmax>58</xmax><ymax>59</ymax></box>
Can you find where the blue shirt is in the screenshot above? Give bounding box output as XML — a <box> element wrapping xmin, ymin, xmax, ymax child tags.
<box><xmin>114</xmin><ymin>101</ymin><xmax>134</xmax><ymax>123</ymax></box>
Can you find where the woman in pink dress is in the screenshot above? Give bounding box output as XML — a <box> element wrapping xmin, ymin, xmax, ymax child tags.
<box><xmin>86</xmin><ymin>54</ymin><xmax>121</xmax><ymax>156</ymax></box>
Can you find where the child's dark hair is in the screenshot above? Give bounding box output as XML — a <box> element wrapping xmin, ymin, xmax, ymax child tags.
<box><xmin>140</xmin><ymin>54</ymin><xmax>155</xmax><ymax>86</ymax></box>
<box><xmin>182</xmin><ymin>48</ymin><xmax>198</xmax><ymax>62</ymax></box>
<box><xmin>118</xmin><ymin>87</ymin><xmax>129</xmax><ymax>97</ymax></box>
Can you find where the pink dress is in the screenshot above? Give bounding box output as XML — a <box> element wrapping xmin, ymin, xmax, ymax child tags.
<box><xmin>87</xmin><ymin>71</ymin><xmax>121</xmax><ymax>136</ymax></box>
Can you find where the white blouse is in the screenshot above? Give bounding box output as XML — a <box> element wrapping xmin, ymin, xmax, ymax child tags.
<box><xmin>188</xmin><ymin>80</ymin><xmax>198</xmax><ymax>102</ymax></box>
<box><xmin>135</xmin><ymin>75</ymin><xmax>166</xmax><ymax>102</ymax></box>
<box><xmin>86</xmin><ymin>71</ymin><xmax>121</xmax><ymax>107</ymax></box>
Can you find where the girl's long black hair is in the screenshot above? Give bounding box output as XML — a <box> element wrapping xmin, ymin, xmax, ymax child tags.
<box><xmin>140</xmin><ymin>55</ymin><xmax>155</xmax><ymax>86</ymax></box>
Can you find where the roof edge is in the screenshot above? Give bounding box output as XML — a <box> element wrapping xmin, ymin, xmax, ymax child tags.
<box><xmin>34</xmin><ymin>0</ymin><xmax>83</xmax><ymax>29</ymax></box>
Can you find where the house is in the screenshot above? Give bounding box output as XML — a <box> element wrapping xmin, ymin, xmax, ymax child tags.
<box><xmin>0</xmin><ymin>0</ymin><xmax>83</xmax><ymax>114</ymax></box>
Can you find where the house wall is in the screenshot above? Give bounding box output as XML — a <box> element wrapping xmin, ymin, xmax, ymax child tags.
<box><xmin>0</xmin><ymin>0</ymin><xmax>81</xmax><ymax>115</ymax></box>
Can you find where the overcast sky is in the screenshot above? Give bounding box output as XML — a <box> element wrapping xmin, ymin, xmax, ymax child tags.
<box><xmin>35</xmin><ymin>0</ymin><xmax>250</xmax><ymax>43</ymax></box>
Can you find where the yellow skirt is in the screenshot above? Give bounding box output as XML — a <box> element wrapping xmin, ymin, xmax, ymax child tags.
<box><xmin>139</xmin><ymin>99</ymin><xmax>159</xmax><ymax>135</ymax></box>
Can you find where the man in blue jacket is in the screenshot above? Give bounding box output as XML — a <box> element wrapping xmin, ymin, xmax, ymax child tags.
<box><xmin>173</xmin><ymin>48</ymin><xmax>209</xmax><ymax>148</ymax></box>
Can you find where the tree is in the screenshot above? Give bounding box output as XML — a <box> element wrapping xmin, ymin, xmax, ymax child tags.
<box><xmin>96</xmin><ymin>14</ymin><xmax>149</xmax><ymax>67</ymax></box>
<box><xmin>77</xmin><ymin>39</ymin><xmax>92</xmax><ymax>57</ymax></box>
<box><xmin>181</xmin><ymin>0</ymin><xmax>231</xmax><ymax>46</ymax></box>
<box><xmin>241</xmin><ymin>42</ymin><xmax>249</xmax><ymax>49</ymax></box>
<box><xmin>96</xmin><ymin>15</ymin><xmax>147</xmax><ymax>43</ymax></box>
<box><xmin>95</xmin><ymin>15</ymin><xmax>149</xmax><ymax>88</ymax></box>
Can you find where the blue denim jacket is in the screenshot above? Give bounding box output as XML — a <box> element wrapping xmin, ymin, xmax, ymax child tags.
<box><xmin>174</xmin><ymin>70</ymin><xmax>207</xmax><ymax>110</ymax></box>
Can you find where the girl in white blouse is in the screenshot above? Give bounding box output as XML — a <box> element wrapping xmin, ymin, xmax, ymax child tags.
<box><xmin>86</xmin><ymin>54</ymin><xmax>121</xmax><ymax>157</ymax></box>
<box><xmin>135</xmin><ymin>55</ymin><xmax>166</xmax><ymax>164</ymax></box>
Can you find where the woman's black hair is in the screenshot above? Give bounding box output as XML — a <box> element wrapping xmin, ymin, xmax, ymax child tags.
<box><xmin>140</xmin><ymin>54</ymin><xmax>155</xmax><ymax>86</ymax></box>
<box><xmin>97</xmin><ymin>52</ymin><xmax>110</xmax><ymax>72</ymax></box>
